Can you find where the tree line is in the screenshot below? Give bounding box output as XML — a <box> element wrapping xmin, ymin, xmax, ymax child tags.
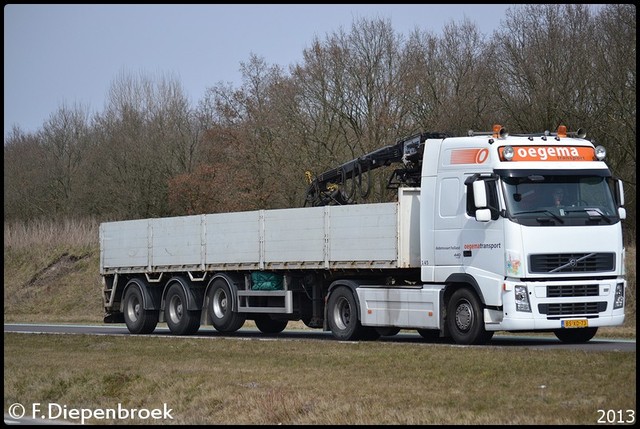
<box><xmin>4</xmin><ymin>4</ymin><xmax>636</xmax><ymax>242</ymax></box>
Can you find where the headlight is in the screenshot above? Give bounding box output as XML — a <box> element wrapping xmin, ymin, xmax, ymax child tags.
<box><xmin>613</xmin><ymin>283</ymin><xmax>625</xmax><ymax>309</ymax></box>
<box><xmin>502</xmin><ymin>146</ymin><xmax>514</xmax><ymax>161</ymax></box>
<box><xmin>514</xmin><ymin>285</ymin><xmax>531</xmax><ymax>312</ymax></box>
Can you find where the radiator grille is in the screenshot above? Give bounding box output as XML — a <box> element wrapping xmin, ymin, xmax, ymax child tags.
<box><xmin>529</xmin><ymin>253</ymin><xmax>614</xmax><ymax>274</ymax></box>
<box><xmin>538</xmin><ymin>302</ymin><xmax>607</xmax><ymax>317</ymax></box>
<box><xmin>547</xmin><ymin>284</ymin><xmax>599</xmax><ymax>297</ymax></box>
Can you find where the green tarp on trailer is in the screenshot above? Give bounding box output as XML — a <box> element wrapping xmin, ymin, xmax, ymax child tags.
<box><xmin>251</xmin><ymin>272</ymin><xmax>283</xmax><ymax>290</ymax></box>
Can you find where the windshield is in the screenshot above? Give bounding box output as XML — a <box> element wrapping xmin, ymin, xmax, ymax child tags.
<box><xmin>502</xmin><ymin>174</ymin><xmax>619</xmax><ymax>226</ymax></box>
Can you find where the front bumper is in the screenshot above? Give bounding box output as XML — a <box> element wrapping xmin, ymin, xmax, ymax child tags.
<box><xmin>485</xmin><ymin>278</ymin><xmax>626</xmax><ymax>331</ymax></box>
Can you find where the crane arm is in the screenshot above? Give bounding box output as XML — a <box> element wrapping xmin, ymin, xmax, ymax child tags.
<box><xmin>303</xmin><ymin>132</ymin><xmax>448</xmax><ymax>207</ymax></box>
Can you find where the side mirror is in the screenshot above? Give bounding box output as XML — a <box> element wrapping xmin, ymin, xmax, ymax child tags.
<box><xmin>473</xmin><ymin>180</ymin><xmax>487</xmax><ymax>208</ymax></box>
<box><xmin>618</xmin><ymin>207</ymin><xmax>626</xmax><ymax>220</ymax></box>
<box><xmin>616</xmin><ymin>179</ymin><xmax>625</xmax><ymax>206</ymax></box>
<box><xmin>472</xmin><ymin>181</ymin><xmax>491</xmax><ymax>222</ymax></box>
<box><xmin>475</xmin><ymin>208</ymin><xmax>491</xmax><ymax>222</ymax></box>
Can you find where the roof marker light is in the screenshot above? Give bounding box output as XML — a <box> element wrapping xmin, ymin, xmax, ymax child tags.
<box><xmin>557</xmin><ymin>125</ymin><xmax>567</xmax><ymax>138</ymax></box>
<box><xmin>595</xmin><ymin>145</ymin><xmax>606</xmax><ymax>161</ymax></box>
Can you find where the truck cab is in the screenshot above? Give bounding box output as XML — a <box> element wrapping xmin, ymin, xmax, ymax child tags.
<box><xmin>420</xmin><ymin>125</ymin><xmax>626</xmax><ymax>343</ymax></box>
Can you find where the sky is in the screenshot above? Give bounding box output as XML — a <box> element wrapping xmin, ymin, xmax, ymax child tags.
<box><xmin>4</xmin><ymin>4</ymin><xmax>516</xmax><ymax>139</ymax></box>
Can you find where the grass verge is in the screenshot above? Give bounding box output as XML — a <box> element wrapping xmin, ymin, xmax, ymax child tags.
<box><xmin>3</xmin><ymin>332</ymin><xmax>636</xmax><ymax>425</ymax></box>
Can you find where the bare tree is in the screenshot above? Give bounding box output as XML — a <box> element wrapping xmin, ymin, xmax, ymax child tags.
<box><xmin>189</xmin><ymin>55</ymin><xmax>290</xmax><ymax>212</ymax></box>
<box><xmin>38</xmin><ymin>103</ymin><xmax>92</xmax><ymax>217</ymax></box>
<box><xmin>491</xmin><ymin>4</ymin><xmax>599</xmax><ymax>132</ymax></box>
<box><xmin>292</xmin><ymin>37</ymin><xmax>358</xmax><ymax>174</ymax></box>
<box><xmin>289</xmin><ymin>18</ymin><xmax>413</xmax><ymax>203</ymax></box>
<box><xmin>3</xmin><ymin>127</ymin><xmax>49</xmax><ymax>220</ymax></box>
<box><xmin>90</xmin><ymin>70</ymin><xmax>195</xmax><ymax>219</ymax></box>
<box><xmin>401</xmin><ymin>18</ymin><xmax>496</xmax><ymax>135</ymax></box>
<box><xmin>590</xmin><ymin>4</ymin><xmax>636</xmax><ymax>241</ymax></box>
<box><xmin>436</xmin><ymin>18</ymin><xmax>497</xmax><ymax>133</ymax></box>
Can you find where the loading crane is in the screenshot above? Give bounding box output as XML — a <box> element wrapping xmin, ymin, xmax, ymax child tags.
<box><xmin>303</xmin><ymin>131</ymin><xmax>450</xmax><ymax>207</ymax></box>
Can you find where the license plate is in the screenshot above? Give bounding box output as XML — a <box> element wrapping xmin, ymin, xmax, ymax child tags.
<box><xmin>561</xmin><ymin>319</ymin><xmax>588</xmax><ymax>328</ymax></box>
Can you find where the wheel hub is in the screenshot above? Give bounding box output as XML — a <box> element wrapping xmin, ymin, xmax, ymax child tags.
<box><xmin>455</xmin><ymin>301</ymin><xmax>473</xmax><ymax>331</ymax></box>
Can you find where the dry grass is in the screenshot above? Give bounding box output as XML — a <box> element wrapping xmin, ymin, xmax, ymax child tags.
<box><xmin>4</xmin><ymin>217</ymin><xmax>100</xmax><ymax>250</ymax></box>
<box><xmin>3</xmin><ymin>333</ymin><xmax>636</xmax><ymax>425</ymax></box>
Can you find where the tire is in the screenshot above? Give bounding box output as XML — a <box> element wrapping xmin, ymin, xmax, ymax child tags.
<box><xmin>417</xmin><ymin>328</ymin><xmax>440</xmax><ymax>342</ymax></box>
<box><xmin>123</xmin><ymin>284</ymin><xmax>158</xmax><ymax>334</ymax></box>
<box><xmin>254</xmin><ymin>315</ymin><xmax>288</xmax><ymax>334</ymax></box>
<box><xmin>208</xmin><ymin>278</ymin><xmax>246</xmax><ymax>333</ymax></box>
<box><xmin>327</xmin><ymin>286</ymin><xmax>366</xmax><ymax>341</ymax></box>
<box><xmin>164</xmin><ymin>282</ymin><xmax>201</xmax><ymax>335</ymax></box>
<box><xmin>553</xmin><ymin>327</ymin><xmax>598</xmax><ymax>343</ymax></box>
<box><xmin>376</xmin><ymin>327</ymin><xmax>401</xmax><ymax>337</ymax></box>
<box><xmin>446</xmin><ymin>288</ymin><xmax>494</xmax><ymax>345</ymax></box>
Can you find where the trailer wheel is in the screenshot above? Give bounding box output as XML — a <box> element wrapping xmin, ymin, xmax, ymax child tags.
<box><xmin>208</xmin><ymin>279</ymin><xmax>246</xmax><ymax>333</ymax></box>
<box><xmin>123</xmin><ymin>285</ymin><xmax>158</xmax><ymax>334</ymax></box>
<box><xmin>327</xmin><ymin>286</ymin><xmax>366</xmax><ymax>341</ymax></box>
<box><xmin>553</xmin><ymin>327</ymin><xmax>598</xmax><ymax>343</ymax></box>
<box><xmin>254</xmin><ymin>315</ymin><xmax>288</xmax><ymax>334</ymax></box>
<box><xmin>165</xmin><ymin>283</ymin><xmax>200</xmax><ymax>335</ymax></box>
<box><xmin>446</xmin><ymin>288</ymin><xmax>494</xmax><ymax>345</ymax></box>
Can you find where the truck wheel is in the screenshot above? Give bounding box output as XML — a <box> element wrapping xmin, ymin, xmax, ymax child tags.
<box><xmin>165</xmin><ymin>282</ymin><xmax>200</xmax><ymax>335</ymax></box>
<box><xmin>123</xmin><ymin>285</ymin><xmax>158</xmax><ymax>334</ymax></box>
<box><xmin>553</xmin><ymin>327</ymin><xmax>598</xmax><ymax>343</ymax></box>
<box><xmin>327</xmin><ymin>286</ymin><xmax>366</xmax><ymax>341</ymax></box>
<box><xmin>254</xmin><ymin>315</ymin><xmax>288</xmax><ymax>334</ymax></box>
<box><xmin>208</xmin><ymin>279</ymin><xmax>246</xmax><ymax>333</ymax></box>
<box><xmin>446</xmin><ymin>288</ymin><xmax>494</xmax><ymax>345</ymax></box>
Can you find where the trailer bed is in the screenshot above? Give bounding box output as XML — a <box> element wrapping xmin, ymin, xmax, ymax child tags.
<box><xmin>100</xmin><ymin>188</ymin><xmax>420</xmax><ymax>274</ymax></box>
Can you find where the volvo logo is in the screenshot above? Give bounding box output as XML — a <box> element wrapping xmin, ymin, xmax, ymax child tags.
<box><xmin>567</xmin><ymin>258</ymin><xmax>578</xmax><ymax>267</ymax></box>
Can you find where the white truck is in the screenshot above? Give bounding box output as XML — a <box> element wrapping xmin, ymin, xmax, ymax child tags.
<box><xmin>99</xmin><ymin>125</ymin><xmax>627</xmax><ymax>344</ymax></box>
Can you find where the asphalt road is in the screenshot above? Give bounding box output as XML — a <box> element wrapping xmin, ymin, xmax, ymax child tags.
<box><xmin>4</xmin><ymin>323</ymin><xmax>636</xmax><ymax>352</ymax></box>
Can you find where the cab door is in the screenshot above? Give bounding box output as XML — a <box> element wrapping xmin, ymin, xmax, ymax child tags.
<box><xmin>460</xmin><ymin>174</ymin><xmax>505</xmax><ymax>277</ymax></box>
